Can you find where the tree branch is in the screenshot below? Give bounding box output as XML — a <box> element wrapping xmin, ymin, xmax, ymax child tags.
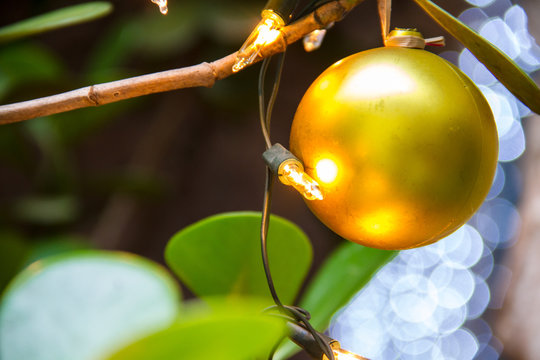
<box><xmin>0</xmin><ymin>0</ymin><xmax>362</xmax><ymax>124</ymax></box>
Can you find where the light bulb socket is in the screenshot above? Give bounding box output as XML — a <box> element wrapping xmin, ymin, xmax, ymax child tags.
<box><xmin>262</xmin><ymin>143</ymin><xmax>303</xmax><ymax>182</ymax></box>
<box><xmin>264</xmin><ymin>0</ymin><xmax>298</xmax><ymax>22</ymax></box>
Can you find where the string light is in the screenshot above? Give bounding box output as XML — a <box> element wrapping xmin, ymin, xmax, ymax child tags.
<box><xmin>233</xmin><ymin>0</ymin><xmax>298</xmax><ymax>72</ymax></box>
<box><xmin>279</xmin><ymin>160</ymin><xmax>323</xmax><ymax>200</ymax></box>
<box><xmin>233</xmin><ymin>10</ymin><xmax>284</xmax><ymax>72</ymax></box>
<box><xmin>150</xmin><ymin>0</ymin><xmax>168</xmax><ymax>15</ymax></box>
<box><xmin>262</xmin><ymin>143</ymin><xmax>323</xmax><ymax>201</ymax></box>
<box><xmin>324</xmin><ymin>343</ymin><xmax>368</xmax><ymax>360</ymax></box>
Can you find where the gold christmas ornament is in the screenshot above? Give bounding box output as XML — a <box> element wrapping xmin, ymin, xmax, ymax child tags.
<box><xmin>289</xmin><ymin>36</ymin><xmax>498</xmax><ymax>250</ymax></box>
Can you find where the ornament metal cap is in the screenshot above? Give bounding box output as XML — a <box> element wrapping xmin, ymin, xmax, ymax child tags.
<box><xmin>385</xmin><ymin>28</ymin><xmax>446</xmax><ymax>49</ymax></box>
<box><xmin>385</xmin><ymin>28</ymin><xmax>426</xmax><ymax>49</ymax></box>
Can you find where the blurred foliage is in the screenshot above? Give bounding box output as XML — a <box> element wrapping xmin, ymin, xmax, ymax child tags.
<box><xmin>0</xmin><ymin>0</ymin><xmax>224</xmax><ymax>261</ymax></box>
<box><xmin>0</xmin><ymin>231</ymin><xmax>91</xmax><ymax>294</ymax></box>
<box><xmin>0</xmin><ymin>250</ymin><xmax>181</xmax><ymax>360</ymax></box>
<box><xmin>0</xmin><ymin>231</ymin><xmax>29</xmax><ymax>293</ymax></box>
<box><xmin>0</xmin><ymin>2</ymin><xmax>113</xmax><ymax>44</ymax></box>
<box><xmin>108</xmin><ymin>298</ymin><xmax>286</xmax><ymax>360</ymax></box>
<box><xmin>0</xmin><ymin>43</ymin><xmax>63</xmax><ymax>101</ymax></box>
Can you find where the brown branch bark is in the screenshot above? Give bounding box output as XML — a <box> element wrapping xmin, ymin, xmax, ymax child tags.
<box><xmin>0</xmin><ymin>0</ymin><xmax>362</xmax><ymax>124</ymax></box>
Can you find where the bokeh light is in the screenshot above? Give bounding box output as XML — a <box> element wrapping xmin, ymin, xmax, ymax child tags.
<box><xmin>329</xmin><ymin>1</ymin><xmax>539</xmax><ymax>358</ymax></box>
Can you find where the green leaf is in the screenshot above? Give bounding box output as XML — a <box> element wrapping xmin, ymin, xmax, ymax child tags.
<box><xmin>13</xmin><ymin>195</ymin><xmax>78</xmax><ymax>225</ymax></box>
<box><xmin>412</xmin><ymin>0</ymin><xmax>540</xmax><ymax>114</ymax></box>
<box><xmin>0</xmin><ymin>250</ymin><xmax>181</xmax><ymax>360</ymax></box>
<box><xmin>165</xmin><ymin>211</ymin><xmax>312</xmax><ymax>305</ymax></box>
<box><xmin>107</xmin><ymin>298</ymin><xmax>286</xmax><ymax>360</ymax></box>
<box><xmin>299</xmin><ymin>243</ymin><xmax>396</xmax><ymax>329</ymax></box>
<box><xmin>0</xmin><ymin>231</ymin><xmax>29</xmax><ymax>293</ymax></box>
<box><xmin>0</xmin><ymin>122</ymin><xmax>33</xmax><ymax>170</ymax></box>
<box><xmin>24</xmin><ymin>235</ymin><xmax>91</xmax><ymax>266</ymax></box>
<box><xmin>87</xmin><ymin>2</ymin><xmax>199</xmax><ymax>80</ymax></box>
<box><xmin>47</xmin><ymin>101</ymin><xmax>141</xmax><ymax>145</ymax></box>
<box><xmin>0</xmin><ymin>2</ymin><xmax>113</xmax><ymax>44</ymax></box>
<box><xmin>0</xmin><ymin>43</ymin><xmax>64</xmax><ymax>100</ymax></box>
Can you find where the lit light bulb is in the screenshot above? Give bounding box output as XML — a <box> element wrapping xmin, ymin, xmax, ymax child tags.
<box><xmin>279</xmin><ymin>161</ymin><xmax>323</xmax><ymax>201</ymax></box>
<box><xmin>303</xmin><ymin>29</ymin><xmax>327</xmax><ymax>52</ymax></box>
<box><xmin>325</xmin><ymin>347</ymin><xmax>368</xmax><ymax>360</ymax></box>
<box><xmin>150</xmin><ymin>0</ymin><xmax>168</xmax><ymax>14</ymax></box>
<box><xmin>232</xmin><ymin>10</ymin><xmax>284</xmax><ymax>72</ymax></box>
<box><xmin>262</xmin><ymin>143</ymin><xmax>323</xmax><ymax>201</ymax></box>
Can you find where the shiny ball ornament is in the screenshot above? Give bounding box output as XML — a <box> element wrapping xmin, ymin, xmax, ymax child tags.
<box><xmin>290</xmin><ymin>46</ymin><xmax>498</xmax><ymax>250</ymax></box>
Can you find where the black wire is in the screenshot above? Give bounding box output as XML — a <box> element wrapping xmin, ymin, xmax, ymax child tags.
<box><xmin>264</xmin><ymin>306</ymin><xmax>335</xmax><ymax>360</ymax></box>
<box><xmin>260</xmin><ymin>167</ymin><xmax>283</xmax><ymax>307</ymax></box>
<box><xmin>292</xmin><ymin>0</ymin><xmax>334</xmax><ymax>22</ymax></box>
<box><xmin>259</xmin><ymin>57</ymin><xmax>273</xmax><ymax>150</ymax></box>
<box><xmin>259</xmin><ymin>51</ymin><xmax>288</xmax><ymax>309</ymax></box>
<box><xmin>257</xmin><ymin>51</ymin><xmax>335</xmax><ymax>360</ymax></box>
<box><xmin>265</xmin><ymin>52</ymin><xmax>286</xmax><ymax>130</ymax></box>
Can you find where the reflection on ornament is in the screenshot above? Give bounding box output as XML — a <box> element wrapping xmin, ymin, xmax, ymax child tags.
<box><xmin>315</xmin><ymin>159</ymin><xmax>339</xmax><ymax>184</ymax></box>
<box><xmin>290</xmin><ymin>46</ymin><xmax>498</xmax><ymax>250</ymax></box>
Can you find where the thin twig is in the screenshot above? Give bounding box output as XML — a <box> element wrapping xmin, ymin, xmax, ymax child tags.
<box><xmin>0</xmin><ymin>0</ymin><xmax>362</xmax><ymax>124</ymax></box>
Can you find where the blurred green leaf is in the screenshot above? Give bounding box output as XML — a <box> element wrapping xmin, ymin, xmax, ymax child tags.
<box><xmin>107</xmin><ymin>297</ymin><xmax>285</xmax><ymax>360</ymax></box>
<box><xmin>412</xmin><ymin>0</ymin><xmax>540</xmax><ymax>114</ymax></box>
<box><xmin>0</xmin><ymin>122</ymin><xmax>32</xmax><ymax>170</ymax></box>
<box><xmin>300</xmin><ymin>243</ymin><xmax>396</xmax><ymax>330</ymax></box>
<box><xmin>0</xmin><ymin>250</ymin><xmax>181</xmax><ymax>360</ymax></box>
<box><xmin>200</xmin><ymin>2</ymin><xmax>259</xmax><ymax>45</ymax></box>
<box><xmin>13</xmin><ymin>195</ymin><xmax>78</xmax><ymax>225</ymax></box>
<box><xmin>87</xmin><ymin>2</ymin><xmax>200</xmax><ymax>81</ymax></box>
<box><xmin>127</xmin><ymin>6</ymin><xmax>199</xmax><ymax>58</ymax></box>
<box><xmin>47</xmin><ymin>101</ymin><xmax>139</xmax><ymax>145</ymax></box>
<box><xmin>0</xmin><ymin>2</ymin><xmax>113</xmax><ymax>44</ymax></box>
<box><xmin>276</xmin><ymin>242</ymin><xmax>396</xmax><ymax>359</ymax></box>
<box><xmin>0</xmin><ymin>231</ymin><xmax>29</xmax><ymax>294</ymax></box>
<box><xmin>24</xmin><ymin>235</ymin><xmax>91</xmax><ymax>266</ymax></box>
<box><xmin>165</xmin><ymin>212</ymin><xmax>312</xmax><ymax>305</ymax></box>
<box><xmin>90</xmin><ymin>171</ymin><xmax>166</xmax><ymax>199</ymax></box>
<box><xmin>23</xmin><ymin>117</ymin><xmax>77</xmax><ymax>192</ymax></box>
<box><xmin>0</xmin><ymin>43</ymin><xmax>63</xmax><ymax>100</ymax></box>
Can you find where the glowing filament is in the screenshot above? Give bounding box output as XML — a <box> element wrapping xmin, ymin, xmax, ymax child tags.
<box><xmin>233</xmin><ymin>10</ymin><xmax>284</xmax><ymax>72</ymax></box>
<box><xmin>151</xmin><ymin>0</ymin><xmax>168</xmax><ymax>14</ymax></box>
<box><xmin>303</xmin><ymin>29</ymin><xmax>327</xmax><ymax>52</ymax></box>
<box><xmin>279</xmin><ymin>162</ymin><xmax>323</xmax><ymax>201</ymax></box>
